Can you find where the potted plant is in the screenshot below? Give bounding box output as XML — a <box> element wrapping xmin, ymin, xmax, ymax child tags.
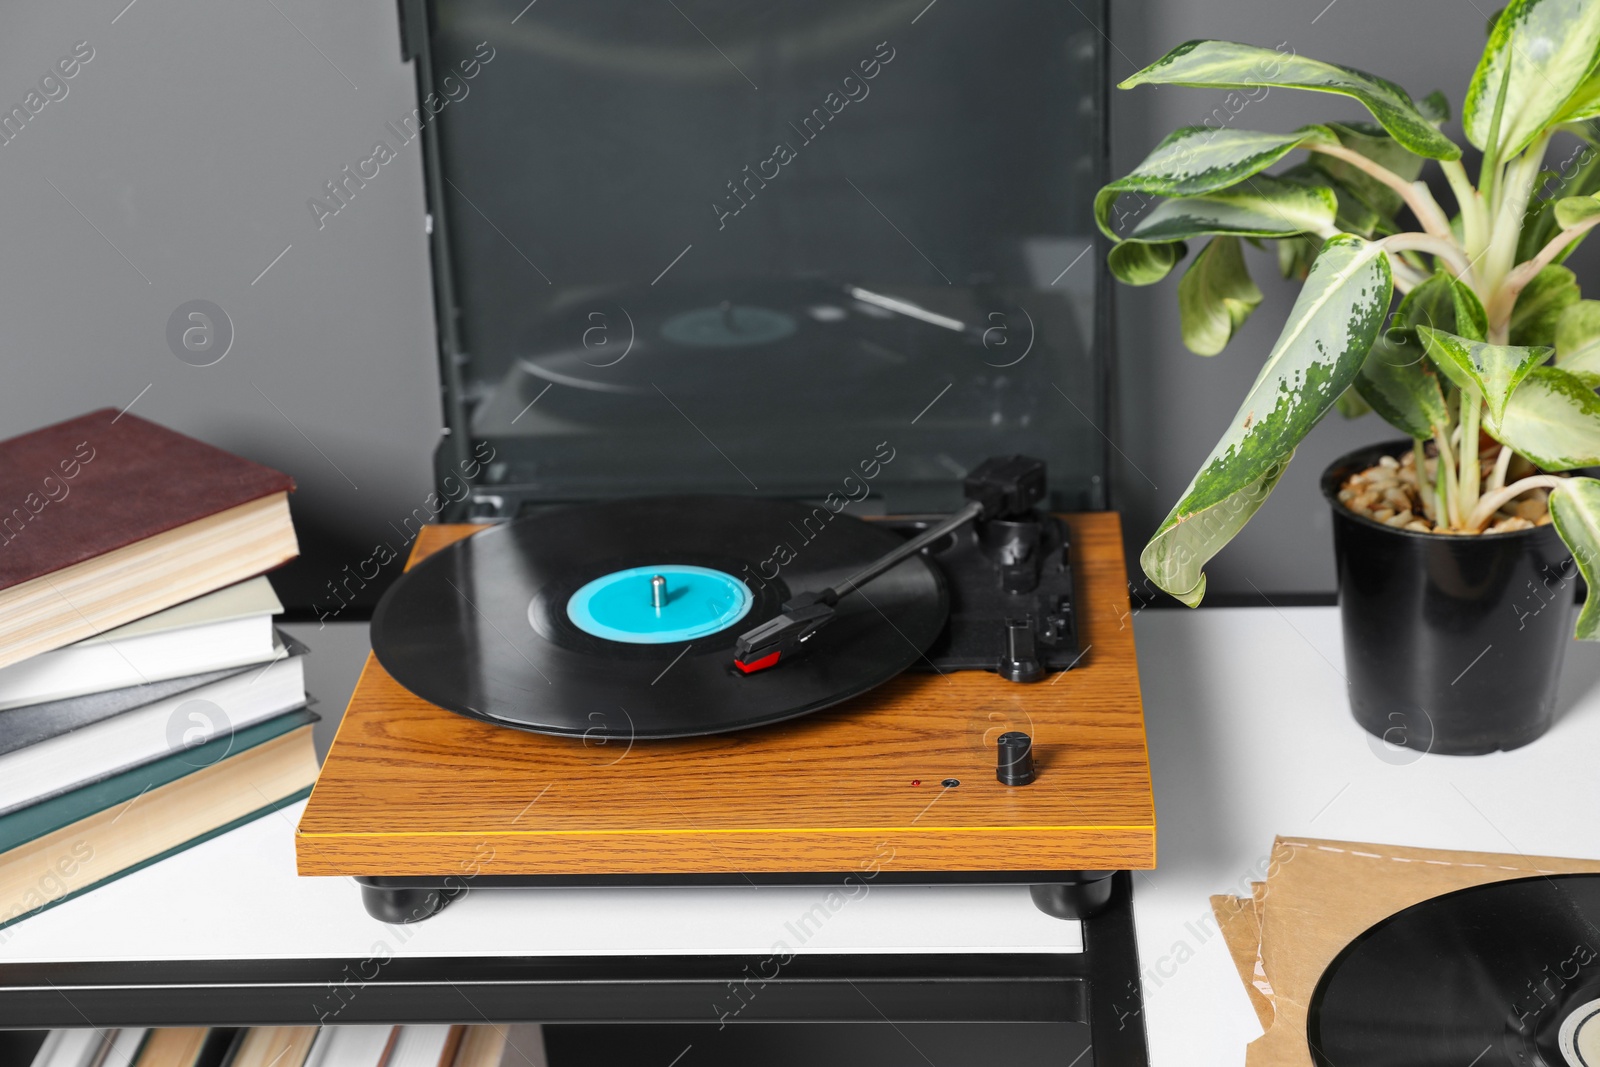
<box><xmin>1100</xmin><ymin>3</ymin><xmax>1600</xmax><ymax>754</ymax></box>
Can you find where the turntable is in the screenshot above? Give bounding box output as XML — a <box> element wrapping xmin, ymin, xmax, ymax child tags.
<box><xmin>295</xmin><ymin>2</ymin><xmax>1142</xmax><ymax>1059</ymax></box>
<box><xmin>295</xmin><ymin>457</ymin><xmax>1155</xmax><ymax>923</ymax></box>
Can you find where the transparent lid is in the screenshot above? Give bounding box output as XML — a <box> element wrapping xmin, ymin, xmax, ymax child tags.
<box><xmin>413</xmin><ymin>0</ymin><xmax>1111</xmax><ymax>513</ymax></box>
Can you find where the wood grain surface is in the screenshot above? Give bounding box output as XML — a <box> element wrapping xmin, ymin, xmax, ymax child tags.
<box><xmin>296</xmin><ymin>513</ymin><xmax>1155</xmax><ymax>876</ymax></box>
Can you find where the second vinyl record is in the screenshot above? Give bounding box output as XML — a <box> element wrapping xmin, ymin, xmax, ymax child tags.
<box><xmin>369</xmin><ymin>496</ymin><xmax>949</xmax><ymax>738</ymax></box>
<box><xmin>1308</xmin><ymin>873</ymin><xmax>1600</xmax><ymax>1066</ymax></box>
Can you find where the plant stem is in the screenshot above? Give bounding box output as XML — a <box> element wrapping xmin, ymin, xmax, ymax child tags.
<box><xmin>1459</xmin><ymin>395</ymin><xmax>1482</xmax><ymax>519</ymax></box>
<box><xmin>1466</xmin><ymin>475</ymin><xmax>1566</xmax><ymax>531</ymax></box>
<box><xmin>1480</xmin><ymin>137</ymin><xmax>1552</xmax><ymax>299</ymax></box>
<box><xmin>1479</xmin><ymin>57</ymin><xmax>1514</xmax><ymax>208</ymax></box>
<box><xmin>1434</xmin><ymin>426</ymin><xmax>1462</xmax><ymax>529</ymax></box>
<box><xmin>1376</xmin><ymin>232</ymin><xmax>1476</xmax><ymax>287</ymax></box>
<box><xmin>1390</xmin><ymin>262</ymin><xmax>1425</xmax><ymax>293</ymax></box>
<box><xmin>1414</xmin><ymin>437</ymin><xmax>1437</xmax><ymax>522</ymax></box>
<box><xmin>1307</xmin><ymin>143</ymin><xmax>1456</xmax><ymax>241</ymax></box>
<box><xmin>1486</xmin><ymin>443</ymin><xmax>1515</xmax><ymax>494</ymax></box>
<box><xmin>1434</xmin><ymin>453</ymin><xmax>1451</xmax><ymax>526</ymax></box>
<box><xmin>1480</xmin><ymin>157</ymin><xmax>1505</xmax><ymax>215</ymax></box>
<box><xmin>1493</xmin><ymin>213</ymin><xmax>1600</xmax><ymax>328</ymax></box>
<box><xmin>1441</xmin><ymin>158</ymin><xmax>1488</xmax><ymax>259</ymax></box>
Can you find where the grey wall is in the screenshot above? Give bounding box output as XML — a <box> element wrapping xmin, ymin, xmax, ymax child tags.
<box><xmin>1</xmin><ymin>0</ymin><xmax>1574</xmax><ymax>605</ymax></box>
<box><xmin>0</xmin><ymin>0</ymin><xmax>443</xmax><ymax>614</ymax></box>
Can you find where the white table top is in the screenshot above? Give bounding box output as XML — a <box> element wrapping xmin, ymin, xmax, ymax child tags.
<box><xmin>1132</xmin><ymin>605</ymin><xmax>1600</xmax><ymax>1066</ymax></box>
<box><xmin>0</xmin><ymin>795</ymin><xmax>1081</xmax><ymax>961</ymax></box>
<box><xmin>7</xmin><ymin>607</ymin><xmax>1599</xmax><ymax>1064</ymax></box>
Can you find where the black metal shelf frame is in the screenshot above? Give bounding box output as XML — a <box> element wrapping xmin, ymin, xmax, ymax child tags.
<box><xmin>0</xmin><ymin>875</ymin><xmax>1147</xmax><ymax>1064</ymax></box>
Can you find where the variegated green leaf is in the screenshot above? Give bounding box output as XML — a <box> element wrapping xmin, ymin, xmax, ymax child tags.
<box><xmin>1124</xmin><ymin>175</ymin><xmax>1338</xmax><ymax>244</ymax></box>
<box><xmin>1520</xmin><ymin>145</ymin><xmax>1600</xmax><ymax>263</ymax></box>
<box><xmin>1557</xmin><ymin>69</ymin><xmax>1600</xmax><ymax>124</ymax></box>
<box><xmin>1278</xmin><ymin>162</ymin><xmax>1382</xmax><ymax>237</ymax></box>
<box><xmin>1108</xmin><ymin>240</ymin><xmax>1186</xmax><ymax>286</ymax></box>
<box><xmin>1396</xmin><ymin>271</ymin><xmax>1456</xmax><ymax>331</ymax></box>
<box><xmin>1354</xmin><ymin>328</ymin><xmax>1452</xmax><ymax>439</ymax></box>
<box><xmin>1420</xmin><ymin>91</ymin><xmax>1452</xmax><ymax>124</ymax></box>
<box><xmin>1141</xmin><ymin>234</ymin><xmax>1392</xmax><ymax>605</ymax></box>
<box><xmin>1557</xmin><ymin>299</ymin><xmax>1600</xmax><ymax>374</ymax></box>
<box><xmin>1549</xmin><ymin>477</ymin><xmax>1600</xmax><ymax>640</ymax></box>
<box><xmin>1464</xmin><ymin>0</ymin><xmax>1600</xmax><ymax>160</ymax></box>
<box><xmin>1276</xmin><ymin>234</ymin><xmax>1321</xmax><ymax>280</ymax></box>
<box><xmin>1417</xmin><ymin>327</ymin><xmax>1549</xmax><ymax>426</ymax></box>
<box><xmin>1395</xmin><ymin>269</ymin><xmax>1487</xmax><ymax>339</ymax></box>
<box><xmin>1572</xmin><ymin>118</ymin><xmax>1600</xmax><ymax>145</ymax></box>
<box><xmin>1490</xmin><ymin>365</ymin><xmax>1600</xmax><ymax>469</ymax></box>
<box><xmin>1510</xmin><ymin>265</ymin><xmax>1580</xmax><ymax>347</ymax></box>
<box><xmin>1121</xmin><ymin>40</ymin><xmax>1460</xmax><ymax>160</ymax></box>
<box><xmin>1451</xmin><ymin>276</ymin><xmax>1492</xmax><ymax>342</ymax></box>
<box><xmin>1334</xmin><ymin>388</ymin><xmax>1372</xmax><ymax>419</ymax></box>
<box><xmin>1178</xmin><ymin>237</ymin><xmax>1263</xmax><ymax>356</ymax></box>
<box><xmin>1142</xmin><ymin>459</ymin><xmax>1290</xmax><ymax>609</ymax></box>
<box><xmin>1555</xmin><ymin>192</ymin><xmax>1600</xmax><ymax>228</ymax></box>
<box><xmin>1095</xmin><ymin>125</ymin><xmax>1336</xmax><ymax>239</ymax></box>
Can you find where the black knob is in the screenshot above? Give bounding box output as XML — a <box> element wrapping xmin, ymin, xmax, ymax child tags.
<box><xmin>996</xmin><ymin>731</ymin><xmax>1036</xmax><ymax>786</ymax></box>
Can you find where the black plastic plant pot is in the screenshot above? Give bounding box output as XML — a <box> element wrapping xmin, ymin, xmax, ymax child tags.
<box><xmin>1321</xmin><ymin>441</ymin><xmax>1576</xmax><ymax>756</ymax></box>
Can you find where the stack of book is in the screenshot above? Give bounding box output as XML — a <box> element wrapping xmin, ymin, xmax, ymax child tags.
<box><xmin>0</xmin><ymin>409</ymin><xmax>315</xmax><ymax>932</ymax></box>
<box><xmin>27</xmin><ymin>1024</ymin><xmax>541</xmax><ymax>1067</ymax></box>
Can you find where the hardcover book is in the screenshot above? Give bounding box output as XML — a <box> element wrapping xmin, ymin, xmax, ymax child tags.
<box><xmin>0</xmin><ymin>410</ymin><xmax>298</xmax><ymax>669</ymax></box>
<box><xmin>0</xmin><ymin>633</ymin><xmax>309</xmax><ymax>814</ymax></box>
<box><xmin>0</xmin><ymin>576</ymin><xmax>285</xmax><ymax>710</ymax></box>
<box><xmin>0</xmin><ymin>707</ymin><xmax>319</xmax><ymax>931</ymax></box>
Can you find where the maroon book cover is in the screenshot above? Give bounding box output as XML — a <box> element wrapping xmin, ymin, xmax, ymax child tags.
<box><xmin>0</xmin><ymin>409</ymin><xmax>295</xmax><ymax>592</ymax></box>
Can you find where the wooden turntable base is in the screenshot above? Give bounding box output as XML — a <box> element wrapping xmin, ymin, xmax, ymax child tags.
<box><xmin>296</xmin><ymin>514</ymin><xmax>1155</xmax><ymax>883</ymax></box>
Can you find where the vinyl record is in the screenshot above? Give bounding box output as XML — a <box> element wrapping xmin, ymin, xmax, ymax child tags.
<box><xmin>1308</xmin><ymin>873</ymin><xmax>1600</xmax><ymax>1066</ymax></box>
<box><xmin>369</xmin><ymin>496</ymin><xmax>948</xmax><ymax>739</ymax></box>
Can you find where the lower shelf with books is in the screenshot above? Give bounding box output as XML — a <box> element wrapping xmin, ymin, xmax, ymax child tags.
<box><xmin>15</xmin><ymin>1018</ymin><xmax>1104</xmax><ymax>1067</ymax></box>
<box><xmin>16</xmin><ymin>1022</ymin><xmax>543</xmax><ymax>1067</ymax></box>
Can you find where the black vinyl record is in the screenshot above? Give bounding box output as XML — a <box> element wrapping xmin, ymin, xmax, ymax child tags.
<box><xmin>1308</xmin><ymin>873</ymin><xmax>1600</xmax><ymax>1066</ymax></box>
<box><xmin>369</xmin><ymin>496</ymin><xmax>948</xmax><ymax>739</ymax></box>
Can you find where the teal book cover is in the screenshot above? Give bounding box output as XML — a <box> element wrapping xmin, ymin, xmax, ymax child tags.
<box><xmin>0</xmin><ymin>705</ymin><xmax>317</xmax><ymax>854</ymax></box>
<box><xmin>0</xmin><ymin>706</ymin><xmax>320</xmax><ymax>933</ymax></box>
<box><xmin>0</xmin><ymin>787</ymin><xmax>312</xmax><ymax>934</ymax></box>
